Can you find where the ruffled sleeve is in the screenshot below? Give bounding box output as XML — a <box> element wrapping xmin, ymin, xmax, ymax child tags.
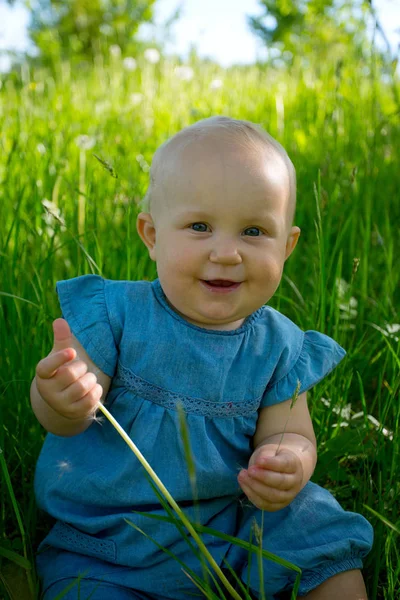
<box><xmin>261</xmin><ymin>330</ymin><xmax>346</xmax><ymax>408</ymax></box>
<box><xmin>56</xmin><ymin>275</ymin><xmax>119</xmax><ymax>377</ymax></box>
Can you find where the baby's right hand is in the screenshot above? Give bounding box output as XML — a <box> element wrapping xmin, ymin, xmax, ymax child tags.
<box><xmin>35</xmin><ymin>318</ymin><xmax>103</xmax><ymax>420</ymax></box>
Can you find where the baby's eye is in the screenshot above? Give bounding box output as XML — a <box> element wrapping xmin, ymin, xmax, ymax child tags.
<box><xmin>190</xmin><ymin>223</ymin><xmax>209</xmax><ymax>232</ymax></box>
<box><xmin>244</xmin><ymin>227</ymin><xmax>263</xmax><ymax>237</ymax></box>
<box><xmin>190</xmin><ymin>224</ymin><xmax>264</xmax><ymax>236</ymax></box>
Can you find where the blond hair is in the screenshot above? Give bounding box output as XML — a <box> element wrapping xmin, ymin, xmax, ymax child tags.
<box><xmin>139</xmin><ymin>116</ymin><xmax>296</xmax><ymax>227</ymax></box>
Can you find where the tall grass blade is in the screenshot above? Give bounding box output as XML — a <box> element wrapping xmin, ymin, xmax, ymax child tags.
<box><xmin>129</xmin><ymin>510</ymin><xmax>302</xmax><ymax>575</ymax></box>
<box><xmin>125</xmin><ymin>520</ymin><xmax>213</xmax><ymax>598</ymax></box>
<box><xmin>362</xmin><ymin>505</ymin><xmax>400</xmax><ymax>535</ymax></box>
<box><xmin>177</xmin><ymin>402</ymin><xmax>211</xmax><ymax>588</ymax></box>
<box><xmin>96</xmin><ymin>403</ymin><xmax>242</xmax><ymax>600</ymax></box>
<box><xmin>0</xmin><ymin>448</ymin><xmax>34</xmax><ymax>597</ymax></box>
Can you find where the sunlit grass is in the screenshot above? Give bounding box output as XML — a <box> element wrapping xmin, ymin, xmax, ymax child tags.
<box><xmin>0</xmin><ymin>47</ymin><xmax>399</xmax><ymax>599</ymax></box>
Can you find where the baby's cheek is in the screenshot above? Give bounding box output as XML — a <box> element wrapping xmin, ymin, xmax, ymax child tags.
<box><xmin>270</xmin><ymin>260</ymin><xmax>284</xmax><ymax>280</ymax></box>
<box><xmin>169</xmin><ymin>245</ymin><xmax>197</xmax><ymax>271</ymax></box>
<box><xmin>259</xmin><ymin>259</ymin><xmax>284</xmax><ymax>285</ymax></box>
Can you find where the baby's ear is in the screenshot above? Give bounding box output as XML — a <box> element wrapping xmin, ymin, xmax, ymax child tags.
<box><xmin>136</xmin><ymin>212</ymin><xmax>157</xmax><ymax>261</ymax></box>
<box><xmin>285</xmin><ymin>226</ymin><xmax>300</xmax><ymax>260</ymax></box>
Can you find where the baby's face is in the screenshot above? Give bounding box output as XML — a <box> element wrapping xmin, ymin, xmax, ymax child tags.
<box><xmin>137</xmin><ymin>135</ymin><xmax>300</xmax><ymax>331</ymax></box>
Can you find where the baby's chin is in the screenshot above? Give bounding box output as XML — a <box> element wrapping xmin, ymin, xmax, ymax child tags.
<box><xmin>183</xmin><ymin>314</ymin><xmax>246</xmax><ymax>331</ymax></box>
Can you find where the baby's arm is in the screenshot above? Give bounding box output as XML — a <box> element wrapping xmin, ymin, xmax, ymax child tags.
<box><xmin>238</xmin><ymin>392</ymin><xmax>317</xmax><ymax>511</ymax></box>
<box><xmin>31</xmin><ymin>318</ymin><xmax>111</xmax><ymax>437</ymax></box>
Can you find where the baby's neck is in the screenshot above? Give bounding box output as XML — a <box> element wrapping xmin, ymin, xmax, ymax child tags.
<box><xmin>164</xmin><ymin>296</ymin><xmax>246</xmax><ymax>330</ymax></box>
<box><xmin>192</xmin><ymin>318</ymin><xmax>246</xmax><ymax>331</ymax></box>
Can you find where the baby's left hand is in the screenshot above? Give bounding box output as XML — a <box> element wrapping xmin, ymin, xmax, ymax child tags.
<box><xmin>238</xmin><ymin>446</ymin><xmax>304</xmax><ymax>512</ymax></box>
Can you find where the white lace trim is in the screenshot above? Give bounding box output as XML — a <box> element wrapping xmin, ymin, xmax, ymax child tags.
<box><xmin>115</xmin><ymin>363</ymin><xmax>260</xmax><ymax>418</ymax></box>
<box><xmin>51</xmin><ymin>521</ymin><xmax>116</xmax><ymax>561</ymax></box>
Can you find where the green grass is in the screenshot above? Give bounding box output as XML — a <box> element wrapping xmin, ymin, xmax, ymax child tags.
<box><xmin>0</xmin><ymin>47</ymin><xmax>399</xmax><ymax>599</ymax></box>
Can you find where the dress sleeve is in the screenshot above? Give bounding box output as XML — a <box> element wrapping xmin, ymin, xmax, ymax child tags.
<box><xmin>56</xmin><ymin>275</ymin><xmax>119</xmax><ymax>377</ymax></box>
<box><xmin>261</xmin><ymin>330</ymin><xmax>346</xmax><ymax>408</ymax></box>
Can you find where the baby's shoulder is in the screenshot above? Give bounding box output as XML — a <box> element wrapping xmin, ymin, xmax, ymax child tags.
<box><xmin>55</xmin><ymin>276</ymin><xmax>157</xmax><ymax>376</ymax></box>
<box><xmin>258</xmin><ymin>305</ymin><xmax>304</xmax><ymax>343</ymax></box>
<box><xmin>258</xmin><ymin>307</ymin><xmax>346</xmax><ymax>406</ymax></box>
<box><xmin>109</xmin><ymin>278</ymin><xmax>157</xmax><ymax>315</ymax></box>
<box><xmin>57</xmin><ymin>274</ymin><xmax>152</xmax><ymax>308</ymax></box>
<box><xmin>102</xmin><ymin>277</ymin><xmax>153</xmax><ymax>303</ymax></box>
<box><xmin>57</xmin><ymin>275</ymin><xmax>155</xmax><ymax>336</ymax></box>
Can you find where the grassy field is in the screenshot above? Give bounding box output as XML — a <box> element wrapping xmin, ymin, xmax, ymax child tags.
<box><xmin>0</xmin><ymin>47</ymin><xmax>399</xmax><ymax>599</ymax></box>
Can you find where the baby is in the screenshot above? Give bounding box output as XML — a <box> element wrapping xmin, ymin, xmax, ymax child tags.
<box><xmin>32</xmin><ymin>116</ymin><xmax>373</xmax><ymax>599</ymax></box>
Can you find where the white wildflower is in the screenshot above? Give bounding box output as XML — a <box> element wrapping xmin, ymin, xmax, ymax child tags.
<box><xmin>114</xmin><ymin>193</ymin><xmax>130</xmax><ymax>205</ymax></box>
<box><xmin>334</xmin><ymin>403</ymin><xmax>352</xmax><ymax>420</ymax></box>
<box><xmin>99</xmin><ymin>24</ymin><xmax>113</xmax><ymax>36</ymax></box>
<box><xmin>322</xmin><ymin>398</ymin><xmax>352</xmax><ymax>422</ymax></box>
<box><xmin>351</xmin><ymin>412</ymin><xmax>393</xmax><ymax>441</ymax></box>
<box><xmin>49</xmin><ymin>164</ymin><xmax>56</xmax><ymax>176</ymax></box>
<box><xmin>352</xmin><ymin>411</ymin><xmax>364</xmax><ymax>420</ymax></box>
<box><xmin>37</xmin><ymin>143</ymin><xmax>47</xmax><ymax>155</ymax></box>
<box><xmin>381</xmin><ymin>426</ymin><xmax>393</xmax><ymax>440</ymax></box>
<box><xmin>110</xmin><ymin>44</ymin><xmax>121</xmax><ymax>58</ymax></box>
<box><xmin>174</xmin><ymin>66</ymin><xmax>194</xmax><ymax>81</ymax></box>
<box><xmin>130</xmin><ymin>93</ymin><xmax>143</xmax><ymax>106</ymax></box>
<box><xmin>144</xmin><ymin>48</ymin><xmax>160</xmax><ymax>64</ymax></box>
<box><xmin>345</xmin><ymin>297</ymin><xmax>358</xmax><ymax>308</ymax></box>
<box><xmin>136</xmin><ymin>154</ymin><xmax>150</xmax><ymax>173</ymax></box>
<box><xmin>42</xmin><ymin>199</ymin><xmax>66</xmax><ymax>228</ymax></box>
<box><xmin>369</xmin><ymin>322</ymin><xmax>400</xmax><ymax>343</ymax></box>
<box><xmin>145</xmin><ymin>117</ymin><xmax>154</xmax><ymax>131</ymax></box>
<box><xmin>123</xmin><ymin>57</ymin><xmax>137</xmax><ymax>71</ymax></box>
<box><xmin>385</xmin><ymin>323</ymin><xmax>400</xmax><ymax>341</ymax></box>
<box><xmin>336</xmin><ymin>277</ymin><xmax>358</xmax><ymax>319</ymax></box>
<box><xmin>36</xmin><ymin>180</ymin><xmax>43</xmax><ymax>188</ymax></box>
<box><xmin>95</xmin><ymin>101</ymin><xmax>111</xmax><ymax>116</ymax></box>
<box><xmin>75</xmin><ymin>135</ymin><xmax>96</xmax><ymax>150</ymax></box>
<box><xmin>366</xmin><ymin>415</ymin><xmax>393</xmax><ymax>440</ymax></box>
<box><xmin>336</xmin><ymin>278</ymin><xmax>350</xmax><ymax>298</ymax></box>
<box><xmin>210</xmin><ymin>78</ymin><xmax>223</xmax><ymax>89</ymax></box>
<box><xmin>338</xmin><ymin>303</ymin><xmax>358</xmax><ymax>319</ymax></box>
<box><xmin>76</xmin><ymin>14</ymin><xmax>88</xmax><ymax>28</ymax></box>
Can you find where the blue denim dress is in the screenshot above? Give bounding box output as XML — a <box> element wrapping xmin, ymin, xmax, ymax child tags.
<box><xmin>34</xmin><ymin>276</ymin><xmax>373</xmax><ymax>599</ymax></box>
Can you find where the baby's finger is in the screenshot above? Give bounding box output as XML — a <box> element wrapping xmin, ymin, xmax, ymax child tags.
<box><xmin>36</xmin><ymin>349</ymin><xmax>77</xmax><ymax>379</ymax></box>
<box><xmin>61</xmin><ymin>384</ymin><xmax>103</xmax><ymax>420</ymax></box>
<box><xmin>238</xmin><ymin>477</ymin><xmax>286</xmax><ymax>512</ymax></box>
<box><xmin>55</xmin><ymin>360</ymin><xmax>89</xmax><ymax>390</ymax></box>
<box><xmin>256</xmin><ymin>452</ymin><xmax>297</xmax><ymax>473</ymax></box>
<box><xmin>239</xmin><ymin>471</ymin><xmax>291</xmax><ymax>503</ymax></box>
<box><xmin>62</xmin><ymin>372</ymin><xmax>99</xmax><ymax>404</ymax></box>
<box><xmin>248</xmin><ymin>466</ymin><xmax>295</xmax><ymax>490</ymax></box>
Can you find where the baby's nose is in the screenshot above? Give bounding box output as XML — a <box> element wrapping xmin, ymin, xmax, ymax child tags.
<box><xmin>209</xmin><ymin>242</ymin><xmax>242</xmax><ymax>264</ymax></box>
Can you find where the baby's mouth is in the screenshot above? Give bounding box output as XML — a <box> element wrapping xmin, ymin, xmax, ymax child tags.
<box><xmin>200</xmin><ymin>280</ymin><xmax>242</xmax><ymax>292</ymax></box>
<box><xmin>206</xmin><ymin>280</ymin><xmax>237</xmax><ymax>287</ymax></box>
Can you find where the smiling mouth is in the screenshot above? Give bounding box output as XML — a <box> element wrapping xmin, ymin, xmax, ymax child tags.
<box><xmin>205</xmin><ymin>280</ymin><xmax>238</xmax><ymax>287</ymax></box>
<box><xmin>200</xmin><ymin>280</ymin><xmax>242</xmax><ymax>292</ymax></box>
